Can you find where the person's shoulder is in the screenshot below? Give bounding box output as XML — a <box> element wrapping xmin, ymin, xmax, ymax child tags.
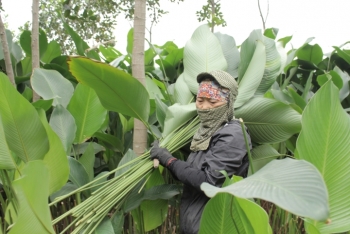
<box><xmin>215</xmin><ymin>119</ymin><xmax>242</xmax><ymax>136</ymax></box>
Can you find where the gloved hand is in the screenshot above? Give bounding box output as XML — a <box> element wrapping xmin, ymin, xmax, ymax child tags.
<box><xmin>150</xmin><ymin>140</ymin><xmax>176</xmax><ymax>167</ymax></box>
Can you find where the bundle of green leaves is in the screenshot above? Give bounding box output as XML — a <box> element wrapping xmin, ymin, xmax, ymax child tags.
<box><xmin>50</xmin><ymin>116</ymin><xmax>200</xmax><ymax>234</ymax></box>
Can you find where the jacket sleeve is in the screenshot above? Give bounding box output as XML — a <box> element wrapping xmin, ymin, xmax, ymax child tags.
<box><xmin>168</xmin><ymin>122</ymin><xmax>251</xmax><ymax>190</ymax></box>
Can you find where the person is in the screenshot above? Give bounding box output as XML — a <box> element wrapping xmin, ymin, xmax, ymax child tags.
<box><xmin>150</xmin><ymin>70</ymin><xmax>252</xmax><ymax>234</ymax></box>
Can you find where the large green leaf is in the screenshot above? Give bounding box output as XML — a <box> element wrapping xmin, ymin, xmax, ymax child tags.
<box><xmin>0</xmin><ymin>30</ymin><xmax>23</xmax><ymax>62</ymax></box>
<box><xmin>0</xmin><ymin>73</ymin><xmax>49</xmax><ymax>162</ymax></box>
<box><xmin>0</xmin><ymin>29</ymin><xmax>14</xmax><ymax>59</ymax></box>
<box><xmin>296</xmin><ymin>80</ymin><xmax>350</xmax><ymax>233</ymax></box>
<box><xmin>38</xmin><ymin>109</ymin><xmax>69</xmax><ymax>195</ymax></box>
<box><xmin>111</xmin><ymin>210</ymin><xmax>124</xmax><ymax>234</ymax></box>
<box><xmin>78</xmin><ymin>143</ymin><xmax>95</xmax><ymax>182</ymax></box>
<box><xmin>68</xmin><ymin>56</ymin><xmax>150</xmax><ymax>123</ymax></box>
<box><xmin>72</xmin><ymin>142</ymin><xmax>105</xmax><ymax>156</ymax></box>
<box><xmin>238</xmin><ymin>30</ymin><xmax>263</xmax><ymax>82</ymax></box>
<box><xmin>296</xmin><ymin>44</ymin><xmax>323</xmax><ymax>65</ymax></box>
<box><xmin>156</xmin><ymin>47</ymin><xmax>183</xmax><ymax>82</ymax></box>
<box><xmin>174</xmin><ymin>74</ymin><xmax>194</xmax><ymax>105</ymax></box>
<box><xmin>235</xmin><ymin>97</ymin><xmax>301</xmax><ymax>143</ymax></box>
<box><xmin>32</xmin><ymin>99</ymin><xmax>54</xmax><ymax>111</ymax></box>
<box><xmin>183</xmin><ymin>24</ymin><xmax>227</xmax><ymax>94</ymax></box>
<box><xmin>200</xmin><ymin>176</ymin><xmax>271</xmax><ymax>234</ymax></box>
<box><xmin>62</xmin><ymin>21</ymin><xmax>100</xmax><ymax>60</ymax></box>
<box><xmin>67</xmin><ymin>83</ymin><xmax>107</xmax><ymax>143</ymax></box>
<box><xmin>94</xmin><ymin>218</ymin><xmax>115</xmax><ymax>234</ymax></box>
<box><xmin>20</xmin><ymin>57</ymin><xmax>32</xmax><ymax>76</ymax></box>
<box><xmin>132</xmin><ymin>169</ymin><xmax>168</xmax><ymax>232</ymax></box>
<box><xmin>145</xmin><ymin>76</ymin><xmax>164</xmax><ymax>100</ymax></box>
<box><xmin>255</xmin><ymin>36</ymin><xmax>281</xmax><ymax>95</ymax></box>
<box><xmin>234</xmin><ymin>40</ymin><xmax>266</xmax><ymax>108</ymax></box>
<box><xmin>215</xmin><ymin>32</ymin><xmax>240</xmax><ymax>78</ymax></box>
<box><xmin>232</xmin><ymin>196</ymin><xmax>272</xmax><ymax>234</ymax></box>
<box><xmin>199</xmin><ymin>192</ymin><xmax>238</xmax><ymax>234</ymax></box>
<box><xmin>155</xmin><ymin>96</ymin><xmax>168</xmax><ymax>130</ymax></box>
<box><xmin>124</xmin><ymin>184</ymin><xmax>180</xmax><ymax>214</ymax></box>
<box><xmin>126</xmin><ymin>28</ymin><xmax>134</xmax><ymax>55</ymax></box>
<box><xmin>8</xmin><ymin>161</ymin><xmax>55</xmax><ymax>234</ymax></box>
<box><xmin>142</xmin><ymin>184</ymin><xmax>180</xmax><ymax>200</ymax></box>
<box><xmin>333</xmin><ymin>46</ymin><xmax>350</xmax><ymax>64</ymax></box>
<box><xmin>19</xmin><ymin>29</ymin><xmax>48</xmax><ymax>58</ymax></box>
<box><xmin>50</xmin><ymin>183</ymin><xmax>78</xmax><ymax>202</ymax></box>
<box><xmin>201</xmin><ymin>158</ymin><xmax>329</xmax><ymax>221</ymax></box>
<box><xmin>249</xmin><ymin>144</ymin><xmax>282</xmax><ymax>174</ymax></box>
<box><xmin>0</xmin><ymin>115</ymin><xmax>16</xmax><ymax>169</ymax></box>
<box><xmin>200</xmin><ymin>194</ymin><xmax>271</xmax><ymax>234</ymax></box>
<box><xmin>31</xmin><ymin>68</ymin><xmax>74</xmax><ymax>108</ymax></box>
<box><xmin>162</xmin><ymin>103</ymin><xmax>196</xmax><ymax>138</ymax></box>
<box><xmin>68</xmin><ymin>157</ymin><xmax>90</xmax><ymax>188</ymax></box>
<box><xmin>41</xmin><ymin>41</ymin><xmax>62</xmax><ymax>64</ymax></box>
<box><xmin>49</xmin><ymin>105</ymin><xmax>77</xmax><ymax>155</ymax></box>
<box><xmin>334</xmin><ymin>66</ymin><xmax>350</xmax><ymax>101</ymax></box>
<box><xmin>94</xmin><ymin>132</ymin><xmax>124</xmax><ymax>153</ymax></box>
<box><xmin>115</xmin><ymin>149</ymin><xmax>138</xmax><ymax>177</ymax></box>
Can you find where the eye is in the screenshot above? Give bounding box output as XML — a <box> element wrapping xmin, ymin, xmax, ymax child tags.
<box><xmin>209</xmin><ymin>99</ymin><xmax>218</xmax><ymax>104</ymax></box>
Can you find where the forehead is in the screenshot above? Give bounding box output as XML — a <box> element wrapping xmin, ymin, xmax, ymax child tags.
<box><xmin>199</xmin><ymin>80</ymin><xmax>229</xmax><ymax>92</ymax></box>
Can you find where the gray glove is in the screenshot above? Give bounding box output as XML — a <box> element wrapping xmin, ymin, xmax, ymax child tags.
<box><xmin>150</xmin><ymin>140</ymin><xmax>177</xmax><ymax>167</ymax></box>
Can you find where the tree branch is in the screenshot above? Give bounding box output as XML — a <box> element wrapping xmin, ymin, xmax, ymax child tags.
<box><xmin>257</xmin><ymin>0</ymin><xmax>269</xmax><ymax>31</ymax></box>
<box><xmin>0</xmin><ymin>13</ymin><xmax>15</xmax><ymax>86</ymax></box>
<box><xmin>32</xmin><ymin>0</ymin><xmax>40</xmax><ymax>101</ymax></box>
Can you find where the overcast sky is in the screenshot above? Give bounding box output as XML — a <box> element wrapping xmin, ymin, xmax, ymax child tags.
<box><xmin>3</xmin><ymin>0</ymin><xmax>350</xmax><ymax>53</ymax></box>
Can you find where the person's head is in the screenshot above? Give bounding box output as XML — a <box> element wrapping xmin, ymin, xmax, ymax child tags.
<box><xmin>196</xmin><ymin>70</ymin><xmax>238</xmax><ymax>121</ymax></box>
<box><xmin>195</xmin><ymin>79</ymin><xmax>229</xmax><ymax>110</ymax></box>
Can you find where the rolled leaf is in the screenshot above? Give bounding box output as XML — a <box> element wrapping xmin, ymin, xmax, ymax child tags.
<box><xmin>255</xmin><ymin>36</ymin><xmax>281</xmax><ymax>95</ymax></box>
<box><xmin>174</xmin><ymin>74</ymin><xmax>194</xmax><ymax>105</ymax></box>
<box><xmin>234</xmin><ymin>40</ymin><xmax>266</xmax><ymax>108</ymax></box>
<box><xmin>215</xmin><ymin>32</ymin><xmax>240</xmax><ymax>78</ymax></box>
<box><xmin>162</xmin><ymin>103</ymin><xmax>196</xmax><ymax>138</ymax></box>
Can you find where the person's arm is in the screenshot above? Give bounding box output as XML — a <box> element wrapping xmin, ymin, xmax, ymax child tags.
<box><xmin>151</xmin><ymin>123</ymin><xmax>251</xmax><ymax>190</ymax></box>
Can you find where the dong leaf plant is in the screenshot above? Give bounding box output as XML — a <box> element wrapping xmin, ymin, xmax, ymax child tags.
<box><xmin>2</xmin><ymin>23</ymin><xmax>350</xmax><ymax>234</ymax></box>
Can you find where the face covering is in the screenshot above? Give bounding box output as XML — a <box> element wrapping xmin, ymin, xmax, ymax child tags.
<box><xmin>190</xmin><ymin>98</ymin><xmax>234</xmax><ymax>152</ymax></box>
<box><xmin>190</xmin><ymin>71</ymin><xmax>237</xmax><ymax>152</ymax></box>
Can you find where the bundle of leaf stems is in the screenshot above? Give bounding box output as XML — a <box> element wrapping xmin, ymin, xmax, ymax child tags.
<box><xmin>51</xmin><ymin>116</ymin><xmax>200</xmax><ymax>234</ymax></box>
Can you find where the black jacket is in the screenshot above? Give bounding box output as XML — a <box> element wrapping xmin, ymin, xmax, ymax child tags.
<box><xmin>168</xmin><ymin>120</ymin><xmax>252</xmax><ymax>234</ymax></box>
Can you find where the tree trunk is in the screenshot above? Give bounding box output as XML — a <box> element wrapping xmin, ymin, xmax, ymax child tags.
<box><xmin>132</xmin><ymin>0</ymin><xmax>148</xmax><ymax>156</ymax></box>
<box><xmin>0</xmin><ymin>13</ymin><xmax>15</xmax><ymax>86</ymax></box>
<box><xmin>31</xmin><ymin>0</ymin><xmax>40</xmax><ymax>101</ymax></box>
